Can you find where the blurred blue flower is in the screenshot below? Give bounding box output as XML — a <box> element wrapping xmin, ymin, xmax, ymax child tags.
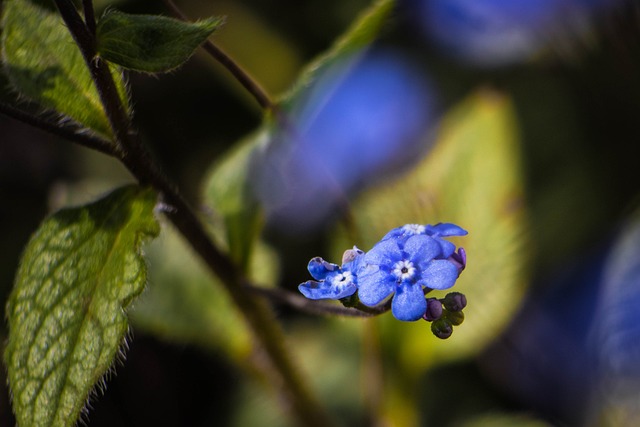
<box><xmin>298</xmin><ymin>247</ymin><xmax>364</xmax><ymax>300</ymax></box>
<box><xmin>255</xmin><ymin>48</ymin><xmax>438</xmax><ymax>233</ymax></box>
<box><xmin>480</xmin><ymin>212</ymin><xmax>640</xmax><ymax>424</ymax></box>
<box><xmin>358</xmin><ymin>234</ymin><xmax>461</xmax><ymax>321</ymax></box>
<box><xmin>408</xmin><ymin>0</ymin><xmax>620</xmax><ymax>67</ymax></box>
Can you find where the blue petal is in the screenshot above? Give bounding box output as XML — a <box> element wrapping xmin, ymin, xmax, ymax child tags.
<box><xmin>363</xmin><ymin>238</ymin><xmax>402</xmax><ymax>267</ymax></box>
<box><xmin>420</xmin><ymin>260</ymin><xmax>459</xmax><ymax>290</ymax></box>
<box><xmin>307</xmin><ymin>257</ymin><xmax>339</xmax><ymax>280</ymax></box>
<box><xmin>426</xmin><ymin>223</ymin><xmax>468</xmax><ymax>237</ymax></box>
<box><xmin>380</xmin><ymin>226</ymin><xmax>405</xmax><ymax>241</ymax></box>
<box><xmin>298</xmin><ymin>279</ymin><xmax>357</xmax><ymax>300</ymax></box>
<box><xmin>381</xmin><ymin>224</ymin><xmax>426</xmax><ymax>241</ymax></box>
<box><xmin>391</xmin><ymin>282</ymin><xmax>428</xmax><ymax>321</ymax></box>
<box><xmin>436</xmin><ymin>238</ymin><xmax>456</xmax><ymax>259</ymax></box>
<box><xmin>403</xmin><ymin>235</ymin><xmax>441</xmax><ymax>265</ymax></box>
<box><xmin>357</xmin><ymin>265</ymin><xmax>395</xmax><ymax>306</ymax></box>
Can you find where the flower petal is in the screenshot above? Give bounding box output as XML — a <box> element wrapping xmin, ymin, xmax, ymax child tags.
<box><xmin>357</xmin><ymin>265</ymin><xmax>395</xmax><ymax>306</ymax></box>
<box><xmin>403</xmin><ymin>235</ymin><xmax>441</xmax><ymax>264</ymax></box>
<box><xmin>363</xmin><ymin>238</ymin><xmax>402</xmax><ymax>267</ymax></box>
<box><xmin>420</xmin><ymin>259</ymin><xmax>459</xmax><ymax>290</ymax></box>
<box><xmin>436</xmin><ymin>238</ymin><xmax>456</xmax><ymax>259</ymax></box>
<box><xmin>392</xmin><ymin>282</ymin><xmax>428</xmax><ymax>321</ymax></box>
<box><xmin>426</xmin><ymin>223</ymin><xmax>468</xmax><ymax>237</ymax></box>
<box><xmin>307</xmin><ymin>257</ymin><xmax>339</xmax><ymax>280</ymax></box>
<box><xmin>298</xmin><ymin>279</ymin><xmax>357</xmax><ymax>300</ymax></box>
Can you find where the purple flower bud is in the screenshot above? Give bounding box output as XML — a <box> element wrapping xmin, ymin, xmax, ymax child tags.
<box><xmin>442</xmin><ymin>292</ymin><xmax>467</xmax><ymax>312</ymax></box>
<box><xmin>448</xmin><ymin>247</ymin><xmax>467</xmax><ymax>276</ymax></box>
<box><xmin>423</xmin><ymin>298</ymin><xmax>444</xmax><ymax>321</ymax></box>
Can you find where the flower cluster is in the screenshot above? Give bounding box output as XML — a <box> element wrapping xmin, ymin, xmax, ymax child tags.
<box><xmin>298</xmin><ymin>223</ymin><xmax>468</xmax><ymax>325</ymax></box>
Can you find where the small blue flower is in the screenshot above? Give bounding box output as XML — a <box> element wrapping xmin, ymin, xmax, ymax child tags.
<box><xmin>298</xmin><ymin>247</ymin><xmax>364</xmax><ymax>300</ymax></box>
<box><xmin>382</xmin><ymin>222</ymin><xmax>468</xmax><ymax>258</ymax></box>
<box><xmin>357</xmin><ymin>234</ymin><xmax>460</xmax><ymax>321</ymax></box>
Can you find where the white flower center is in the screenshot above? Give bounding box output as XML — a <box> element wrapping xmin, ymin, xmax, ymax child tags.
<box><xmin>402</xmin><ymin>224</ymin><xmax>425</xmax><ymax>235</ymax></box>
<box><xmin>393</xmin><ymin>260</ymin><xmax>416</xmax><ymax>282</ymax></box>
<box><xmin>331</xmin><ymin>271</ymin><xmax>354</xmax><ymax>286</ymax></box>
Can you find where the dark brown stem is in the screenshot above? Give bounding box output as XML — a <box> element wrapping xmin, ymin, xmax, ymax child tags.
<box><xmin>0</xmin><ymin>102</ymin><xmax>119</xmax><ymax>157</ymax></box>
<box><xmin>162</xmin><ymin>0</ymin><xmax>274</xmax><ymax>110</ymax></box>
<box><xmin>245</xmin><ymin>285</ymin><xmax>386</xmax><ymax>317</ymax></box>
<box><xmin>82</xmin><ymin>0</ymin><xmax>97</xmax><ymax>36</ymax></box>
<box><xmin>52</xmin><ymin>1</ymin><xmax>332</xmax><ymax>426</ymax></box>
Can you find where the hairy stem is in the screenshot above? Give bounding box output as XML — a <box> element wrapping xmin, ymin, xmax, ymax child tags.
<box><xmin>162</xmin><ymin>0</ymin><xmax>274</xmax><ymax>110</ymax></box>
<box><xmin>52</xmin><ymin>1</ymin><xmax>332</xmax><ymax>425</ymax></box>
<box><xmin>0</xmin><ymin>102</ymin><xmax>119</xmax><ymax>157</ymax></box>
<box><xmin>245</xmin><ymin>285</ymin><xmax>385</xmax><ymax>317</ymax></box>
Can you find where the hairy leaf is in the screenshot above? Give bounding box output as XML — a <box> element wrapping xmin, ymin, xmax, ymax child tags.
<box><xmin>96</xmin><ymin>11</ymin><xmax>224</xmax><ymax>73</ymax></box>
<box><xmin>1</xmin><ymin>0</ymin><xmax>127</xmax><ymax>138</ymax></box>
<box><xmin>4</xmin><ymin>185</ymin><xmax>159</xmax><ymax>427</ymax></box>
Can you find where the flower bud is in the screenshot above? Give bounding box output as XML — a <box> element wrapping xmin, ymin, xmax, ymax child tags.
<box><xmin>445</xmin><ymin>310</ymin><xmax>464</xmax><ymax>326</ymax></box>
<box><xmin>423</xmin><ymin>298</ymin><xmax>443</xmax><ymax>321</ymax></box>
<box><xmin>431</xmin><ymin>318</ymin><xmax>453</xmax><ymax>339</ymax></box>
<box><xmin>442</xmin><ymin>292</ymin><xmax>467</xmax><ymax>312</ymax></box>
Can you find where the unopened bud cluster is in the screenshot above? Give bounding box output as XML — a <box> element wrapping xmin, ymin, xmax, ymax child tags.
<box><xmin>422</xmin><ymin>292</ymin><xmax>467</xmax><ymax>339</ymax></box>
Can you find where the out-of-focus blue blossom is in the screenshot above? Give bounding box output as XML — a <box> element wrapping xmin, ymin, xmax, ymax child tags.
<box><xmin>407</xmin><ymin>0</ymin><xmax>622</xmax><ymax>67</ymax></box>
<box><xmin>480</xmin><ymin>213</ymin><xmax>640</xmax><ymax>424</ymax></box>
<box><xmin>298</xmin><ymin>246</ymin><xmax>364</xmax><ymax>300</ymax></box>
<box><xmin>254</xmin><ymin>48</ymin><xmax>438</xmax><ymax>233</ymax></box>
<box><xmin>593</xmin><ymin>214</ymin><xmax>640</xmax><ymax>414</ymax></box>
<box><xmin>358</xmin><ymin>235</ymin><xmax>460</xmax><ymax>321</ymax></box>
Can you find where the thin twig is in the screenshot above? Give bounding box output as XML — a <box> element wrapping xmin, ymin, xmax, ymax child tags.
<box><xmin>0</xmin><ymin>102</ymin><xmax>119</xmax><ymax>157</ymax></box>
<box><xmin>162</xmin><ymin>0</ymin><xmax>274</xmax><ymax>110</ymax></box>
<box><xmin>51</xmin><ymin>1</ymin><xmax>333</xmax><ymax>426</ymax></box>
<box><xmin>244</xmin><ymin>285</ymin><xmax>382</xmax><ymax>317</ymax></box>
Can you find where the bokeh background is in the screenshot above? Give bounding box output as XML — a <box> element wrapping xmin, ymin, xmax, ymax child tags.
<box><xmin>2</xmin><ymin>0</ymin><xmax>640</xmax><ymax>426</ymax></box>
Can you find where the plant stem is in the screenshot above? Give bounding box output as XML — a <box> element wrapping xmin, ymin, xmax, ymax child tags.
<box><xmin>52</xmin><ymin>1</ymin><xmax>332</xmax><ymax>426</ymax></box>
<box><xmin>0</xmin><ymin>102</ymin><xmax>119</xmax><ymax>157</ymax></box>
<box><xmin>245</xmin><ymin>285</ymin><xmax>383</xmax><ymax>317</ymax></box>
<box><xmin>162</xmin><ymin>0</ymin><xmax>274</xmax><ymax>110</ymax></box>
<box><xmin>82</xmin><ymin>0</ymin><xmax>96</xmax><ymax>36</ymax></box>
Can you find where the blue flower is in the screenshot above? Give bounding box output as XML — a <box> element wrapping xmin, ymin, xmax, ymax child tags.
<box><xmin>298</xmin><ymin>247</ymin><xmax>364</xmax><ymax>300</ymax></box>
<box><xmin>407</xmin><ymin>0</ymin><xmax>622</xmax><ymax>67</ymax></box>
<box><xmin>357</xmin><ymin>234</ymin><xmax>461</xmax><ymax>321</ymax></box>
<box><xmin>382</xmin><ymin>222</ymin><xmax>468</xmax><ymax>258</ymax></box>
<box><xmin>254</xmin><ymin>48</ymin><xmax>438</xmax><ymax>233</ymax></box>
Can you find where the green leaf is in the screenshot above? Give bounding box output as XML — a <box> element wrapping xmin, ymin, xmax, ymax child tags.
<box><xmin>202</xmin><ymin>129</ymin><xmax>268</xmax><ymax>270</ymax></box>
<box><xmin>4</xmin><ymin>185</ymin><xmax>159</xmax><ymax>427</ymax></box>
<box><xmin>278</xmin><ymin>0</ymin><xmax>394</xmax><ymax>102</ymax></box>
<box><xmin>96</xmin><ymin>11</ymin><xmax>224</xmax><ymax>73</ymax></box>
<box><xmin>1</xmin><ymin>0</ymin><xmax>127</xmax><ymax>138</ymax></box>
<box><xmin>339</xmin><ymin>90</ymin><xmax>530</xmax><ymax>364</ymax></box>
